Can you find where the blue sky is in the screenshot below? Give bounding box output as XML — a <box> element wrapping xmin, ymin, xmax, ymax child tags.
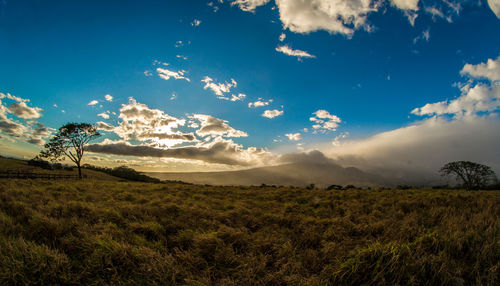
<box><xmin>1</xmin><ymin>0</ymin><xmax>500</xmax><ymax>172</ymax></box>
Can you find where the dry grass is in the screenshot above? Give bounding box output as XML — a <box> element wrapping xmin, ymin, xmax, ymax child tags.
<box><xmin>0</xmin><ymin>179</ymin><xmax>499</xmax><ymax>285</ymax></box>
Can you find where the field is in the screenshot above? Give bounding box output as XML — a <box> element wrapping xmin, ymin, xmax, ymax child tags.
<box><xmin>0</xmin><ymin>179</ymin><xmax>499</xmax><ymax>285</ymax></box>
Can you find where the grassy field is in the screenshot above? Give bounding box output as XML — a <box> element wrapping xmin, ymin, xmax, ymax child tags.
<box><xmin>0</xmin><ymin>179</ymin><xmax>499</xmax><ymax>285</ymax></box>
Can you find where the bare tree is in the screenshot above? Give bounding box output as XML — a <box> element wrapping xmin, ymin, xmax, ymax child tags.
<box><xmin>440</xmin><ymin>161</ymin><xmax>497</xmax><ymax>191</ymax></box>
<box><xmin>39</xmin><ymin>123</ymin><xmax>101</xmax><ymax>179</ymax></box>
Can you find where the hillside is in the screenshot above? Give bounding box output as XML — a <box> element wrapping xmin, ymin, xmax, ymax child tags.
<box><xmin>147</xmin><ymin>161</ymin><xmax>389</xmax><ymax>187</ymax></box>
<box><xmin>0</xmin><ymin>179</ymin><xmax>499</xmax><ymax>285</ymax></box>
<box><xmin>0</xmin><ymin>156</ymin><xmax>121</xmax><ymax>181</ymax></box>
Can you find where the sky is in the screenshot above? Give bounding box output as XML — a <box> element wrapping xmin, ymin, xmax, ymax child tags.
<box><xmin>1</xmin><ymin>0</ymin><xmax>500</xmax><ymax>174</ymax></box>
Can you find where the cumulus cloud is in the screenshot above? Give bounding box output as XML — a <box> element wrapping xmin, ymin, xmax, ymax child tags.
<box><xmin>90</xmin><ymin>98</ymin><xmax>265</xmax><ymax>167</ymax></box>
<box><xmin>97</xmin><ymin>97</ymin><xmax>192</xmax><ymax>148</ymax></box>
<box><xmin>274</xmin><ymin>0</ymin><xmax>378</xmax><ymax>35</ymax></box>
<box><xmin>96</xmin><ymin>121</ymin><xmax>115</xmax><ymax>131</ymax></box>
<box><xmin>156</xmin><ymin>67</ymin><xmax>190</xmax><ymax>82</ymax></box>
<box><xmin>391</xmin><ymin>0</ymin><xmax>419</xmax><ymax>11</ymax></box>
<box><xmin>0</xmin><ymin>93</ymin><xmax>25</xmax><ymax>103</ymax></box>
<box><xmin>248</xmin><ymin>98</ymin><xmax>273</xmax><ymax>108</ymax></box>
<box><xmin>7</xmin><ymin>102</ymin><xmax>43</xmax><ymax>119</ymax></box>
<box><xmin>285</xmin><ymin>132</ymin><xmax>302</xmax><ymax>141</ymax></box>
<box><xmin>0</xmin><ymin>92</ymin><xmax>51</xmax><ymax>145</ymax></box>
<box><xmin>25</xmin><ymin>122</ymin><xmax>52</xmax><ymax>145</ymax></box>
<box><xmin>97</xmin><ymin>112</ymin><xmax>110</xmax><ymax>119</ymax></box>
<box><xmin>310</xmin><ymin>109</ymin><xmax>341</xmax><ymax>132</ymax></box>
<box><xmin>190</xmin><ymin>114</ymin><xmax>248</xmax><ymax>138</ymax></box>
<box><xmin>87</xmin><ymin>137</ymin><xmax>273</xmax><ymax>166</ymax></box>
<box><xmin>276</xmin><ymin>45</ymin><xmax>315</xmax><ymax>59</ymax></box>
<box><xmin>231</xmin><ymin>0</ymin><xmax>270</xmax><ymax>12</ymax></box>
<box><xmin>279</xmin><ymin>33</ymin><xmax>286</xmax><ymax>42</ymax></box>
<box><xmin>202</xmin><ymin>76</ymin><xmax>237</xmax><ymax>96</ymax></box>
<box><xmin>88</xmin><ymin>100</ymin><xmax>99</xmax><ymax>106</ymax></box>
<box><xmin>488</xmin><ymin>0</ymin><xmax>500</xmax><ymax>18</ymax></box>
<box><xmin>461</xmin><ymin>56</ymin><xmax>500</xmax><ymax>82</ymax></box>
<box><xmin>105</xmin><ymin>94</ymin><xmax>113</xmax><ymax>102</ymax></box>
<box><xmin>0</xmin><ymin>114</ymin><xmax>26</xmax><ymax>139</ymax></box>
<box><xmin>262</xmin><ymin>109</ymin><xmax>284</xmax><ymax>118</ymax></box>
<box><xmin>412</xmin><ymin>55</ymin><xmax>500</xmax><ymax>117</ymax></box>
<box><xmin>233</xmin><ymin>0</ymin><xmax>424</xmax><ymax>36</ymax></box>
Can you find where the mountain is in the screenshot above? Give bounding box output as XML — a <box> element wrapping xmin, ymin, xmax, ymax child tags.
<box><xmin>146</xmin><ymin>161</ymin><xmax>388</xmax><ymax>187</ymax></box>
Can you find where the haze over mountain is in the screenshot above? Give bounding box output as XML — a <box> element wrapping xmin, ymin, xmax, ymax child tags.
<box><xmin>146</xmin><ymin>150</ymin><xmax>439</xmax><ymax>187</ymax></box>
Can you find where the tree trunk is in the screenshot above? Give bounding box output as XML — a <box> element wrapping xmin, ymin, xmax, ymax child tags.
<box><xmin>77</xmin><ymin>162</ymin><xmax>82</xmax><ymax>179</ymax></box>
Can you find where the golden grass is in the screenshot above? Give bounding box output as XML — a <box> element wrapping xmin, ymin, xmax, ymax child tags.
<box><xmin>0</xmin><ymin>179</ymin><xmax>499</xmax><ymax>285</ymax></box>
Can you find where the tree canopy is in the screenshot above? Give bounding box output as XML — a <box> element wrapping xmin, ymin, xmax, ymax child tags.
<box><xmin>440</xmin><ymin>161</ymin><xmax>497</xmax><ymax>191</ymax></box>
<box><xmin>39</xmin><ymin>123</ymin><xmax>100</xmax><ymax>179</ymax></box>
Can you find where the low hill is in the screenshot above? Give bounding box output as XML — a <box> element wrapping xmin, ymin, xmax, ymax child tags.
<box><xmin>147</xmin><ymin>161</ymin><xmax>388</xmax><ymax>187</ymax></box>
<box><xmin>0</xmin><ymin>156</ymin><xmax>121</xmax><ymax>181</ymax></box>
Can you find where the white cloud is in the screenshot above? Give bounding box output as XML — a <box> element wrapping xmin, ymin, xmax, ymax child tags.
<box><xmin>310</xmin><ymin>109</ymin><xmax>341</xmax><ymax>132</ymax></box>
<box><xmin>279</xmin><ymin>33</ymin><xmax>286</xmax><ymax>42</ymax></box>
<box><xmin>231</xmin><ymin>0</ymin><xmax>270</xmax><ymax>12</ymax></box>
<box><xmin>105</xmin><ymin>94</ymin><xmax>113</xmax><ymax>102</ymax></box>
<box><xmin>262</xmin><ymin>109</ymin><xmax>284</xmax><ymax>118</ymax></box>
<box><xmin>424</xmin><ymin>6</ymin><xmax>451</xmax><ymax>22</ymax></box>
<box><xmin>0</xmin><ymin>92</ymin><xmax>51</xmax><ymax>145</ymax></box>
<box><xmin>88</xmin><ymin>100</ymin><xmax>99</xmax><ymax>106</ymax></box>
<box><xmin>98</xmin><ymin>97</ymin><xmax>194</xmax><ymax>148</ymax></box>
<box><xmin>144</xmin><ymin>70</ymin><xmax>153</xmax><ymax>77</ymax></box>
<box><xmin>285</xmin><ymin>132</ymin><xmax>302</xmax><ymax>141</ymax></box>
<box><xmin>96</xmin><ymin>121</ymin><xmax>115</xmax><ymax>131</ymax></box>
<box><xmin>488</xmin><ymin>0</ymin><xmax>500</xmax><ymax>18</ymax></box>
<box><xmin>191</xmin><ymin>19</ymin><xmax>202</xmax><ymax>26</ymax></box>
<box><xmin>7</xmin><ymin>102</ymin><xmax>43</xmax><ymax>119</ymax></box>
<box><xmin>443</xmin><ymin>0</ymin><xmax>461</xmax><ymax>15</ymax></box>
<box><xmin>412</xmin><ymin>55</ymin><xmax>500</xmax><ymax>117</ymax></box>
<box><xmin>248</xmin><ymin>98</ymin><xmax>273</xmax><ymax>108</ymax></box>
<box><xmin>190</xmin><ymin>114</ymin><xmax>248</xmax><ymax>138</ymax></box>
<box><xmin>97</xmin><ymin>112</ymin><xmax>110</xmax><ymax>119</ymax></box>
<box><xmin>229</xmin><ymin>93</ymin><xmax>246</xmax><ymax>101</ymax></box>
<box><xmin>413</xmin><ymin>28</ymin><xmax>430</xmax><ymax>44</ymax></box>
<box><xmin>461</xmin><ymin>56</ymin><xmax>500</xmax><ymax>82</ymax></box>
<box><xmin>276</xmin><ymin>44</ymin><xmax>315</xmax><ymax>59</ymax></box>
<box><xmin>0</xmin><ymin>92</ymin><xmax>25</xmax><ymax>103</ymax></box>
<box><xmin>233</xmin><ymin>0</ymin><xmax>424</xmax><ymax>36</ymax></box>
<box><xmin>176</xmin><ymin>55</ymin><xmax>188</xmax><ymax>60</ymax></box>
<box><xmin>274</xmin><ymin>0</ymin><xmax>378</xmax><ymax>35</ymax></box>
<box><xmin>390</xmin><ymin>0</ymin><xmax>419</xmax><ymax>11</ymax></box>
<box><xmin>156</xmin><ymin>67</ymin><xmax>190</xmax><ymax>82</ymax></box>
<box><xmin>202</xmin><ymin>76</ymin><xmax>237</xmax><ymax>96</ymax></box>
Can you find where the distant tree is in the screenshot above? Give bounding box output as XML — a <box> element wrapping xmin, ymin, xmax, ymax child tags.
<box><xmin>327</xmin><ymin>184</ymin><xmax>344</xmax><ymax>191</ymax></box>
<box><xmin>439</xmin><ymin>161</ymin><xmax>497</xmax><ymax>191</ymax></box>
<box><xmin>38</xmin><ymin>123</ymin><xmax>100</xmax><ymax>179</ymax></box>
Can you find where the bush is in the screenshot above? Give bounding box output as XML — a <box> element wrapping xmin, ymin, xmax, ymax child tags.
<box><xmin>28</xmin><ymin>157</ymin><xmax>52</xmax><ymax>170</ymax></box>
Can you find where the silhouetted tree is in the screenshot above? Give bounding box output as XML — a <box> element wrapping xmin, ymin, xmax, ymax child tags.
<box><xmin>440</xmin><ymin>161</ymin><xmax>497</xmax><ymax>191</ymax></box>
<box><xmin>39</xmin><ymin>123</ymin><xmax>100</xmax><ymax>179</ymax></box>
